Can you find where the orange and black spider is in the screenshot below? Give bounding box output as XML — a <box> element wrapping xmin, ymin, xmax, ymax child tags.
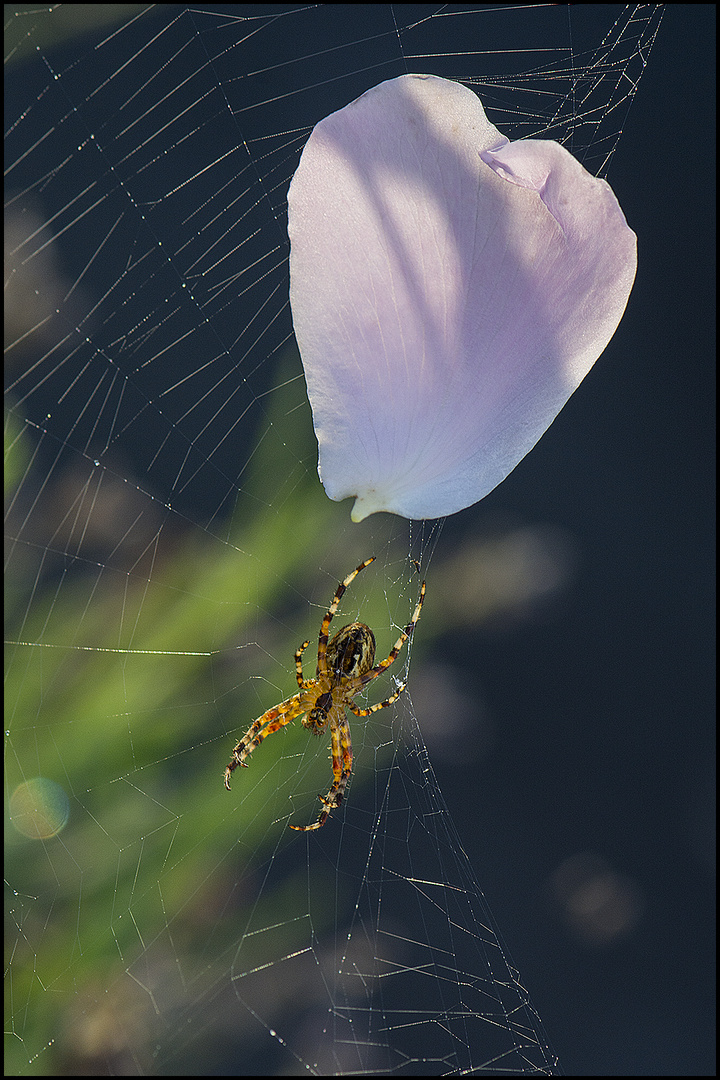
<box><xmin>224</xmin><ymin>557</ymin><xmax>425</xmax><ymax>831</ymax></box>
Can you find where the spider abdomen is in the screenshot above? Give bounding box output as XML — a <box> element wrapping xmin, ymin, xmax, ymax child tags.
<box><xmin>326</xmin><ymin>622</ymin><xmax>376</xmax><ymax>679</ymax></box>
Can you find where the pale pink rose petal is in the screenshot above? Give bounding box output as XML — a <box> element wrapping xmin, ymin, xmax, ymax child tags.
<box><xmin>288</xmin><ymin>74</ymin><xmax>637</xmax><ymax>521</ymax></box>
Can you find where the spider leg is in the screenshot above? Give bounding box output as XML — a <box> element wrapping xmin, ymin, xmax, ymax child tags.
<box><xmin>224</xmin><ymin>693</ymin><xmax>307</xmax><ymax>790</ymax></box>
<box><xmin>350</xmin><ymin>680</ymin><xmax>407</xmax><ymax>716</ymax></box>
<box><xmin>316</xmin><ymin>557</ymin><xmax>375</xmax><ymax>677</ymax></box>
<box><xmin>357</xmin><ymin>578</ymin><xmax>425</xmax><ymax>689</ymax></box>
<box><xmin>295</xmin><ymin>639</ymin><xmax>311</xmax><ymax>689</ymax></box>
<box><xmin>289</xmin><ymin>711</ymin><xmax>353</xmax><ymax>831</ymax></box>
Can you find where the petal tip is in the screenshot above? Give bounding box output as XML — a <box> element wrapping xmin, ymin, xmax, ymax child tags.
<box><xmin>350</xmin><ymin>503</ymin><xmax>367</xmax><ymax>523</ymax></box>
<box><xmin>350</xmin><ymin>490</ymin><xmax>386</xmax><ymax>523</ymax></box>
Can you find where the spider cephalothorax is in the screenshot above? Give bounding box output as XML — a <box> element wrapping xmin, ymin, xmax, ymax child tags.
<box><xmin>224</xmin><ymin>558</ymin><xmax>425</xmax><ymax>831</ymax></box>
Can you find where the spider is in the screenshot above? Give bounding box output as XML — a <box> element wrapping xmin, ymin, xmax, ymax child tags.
<box><xmin>224</xmin><ymin>557</ymin><xmax>425</xmax><ymax>831</ymax></box>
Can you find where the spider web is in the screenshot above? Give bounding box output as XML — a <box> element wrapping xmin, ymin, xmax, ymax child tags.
<box><xmin>5</xmin><ymin>5</ymin><xmax>668</xmax><ymax>1075</ymax></box>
